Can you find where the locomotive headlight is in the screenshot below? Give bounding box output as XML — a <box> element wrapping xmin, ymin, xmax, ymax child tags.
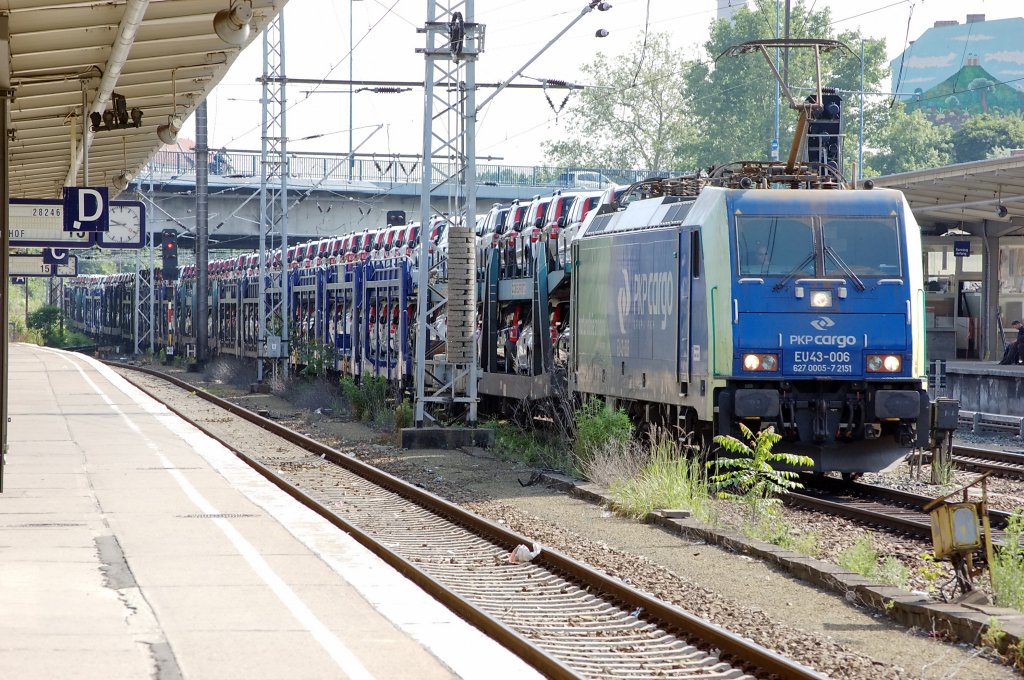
<box><xmin>743</xmin><ymin>353</ymin><xmax>779</xmax><ymax>372</ymax></box>
<box><xmin>866</xmin><ymin>354</ymin><xmax>902</xmax><ymax>373</ymax></box>
<box><xmin>809</xmin><ymin>290</ymin><xmax>832</xmax><ymax>308</ymax></box>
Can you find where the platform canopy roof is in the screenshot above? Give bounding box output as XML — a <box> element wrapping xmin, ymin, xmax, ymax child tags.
<box><xmin>872</xmin><ymin>156</ymin><xmax>1024</xmax><ymax>239</ymax></box>
<box><xmin>3</xmin><ymin>0</ymin><xmax>285</xmax><ymax>200</ymax></box>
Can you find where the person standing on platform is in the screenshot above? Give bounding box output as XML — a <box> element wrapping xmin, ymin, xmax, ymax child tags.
<box><xmin>999</xmin><ymin>320</ymin><xmax>1024</xmax><ymax>364</ymax></box>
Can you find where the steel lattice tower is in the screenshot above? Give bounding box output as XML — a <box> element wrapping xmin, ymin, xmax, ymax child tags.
<box><xmin>132</xmin><ymin>239</ymin><xmax>152</xmax><ymax>354</ymax></box>
<box><xmin>257</xmin><ymin>11</ymin><xmax>289</xmax><ymax>382</ymax></box>
<box><xmin>413</xmin><ymin>0</ymin><xmax>483</xmax><ymax>426</ymax></box>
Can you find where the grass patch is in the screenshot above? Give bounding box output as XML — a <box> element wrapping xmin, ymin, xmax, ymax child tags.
<box><xmin>490</xmin><ymin>419</ymin><xmax>574</xmax><ymax>473</ymax></box>
<box><xmin>607</xmin><ymin>432</ymin><xmax>714</xmax><ymax>523</ymax></box>
<box><xmin>838</xmin><ymin>533</ymin><xmax>909</xmax><ymax>588</ymax></box>
<box><xmin>203</xmin><ymin>384</ymin><xmax>238</xmax><ymax>399</ymax></box>
<box><xmin>394</xmin><ymin>399</ymin><xmax>413</xmax><ymax>431</ymax></box>
<box><xmin>788</xmin><ymin>530</ymin><xmax>822</xmax><ymax>558</ymax></box>
<box><xmin>991</xmin><ymin>511</ymin><xmax>1024</xmax><ymax>612</ymax></box>
<box><xmin>574</xmin><ymin>399</ymin><xmax>632</xmax><ymax>467</ymax></box>
<box><xmin>740</xmin><ymin>508</ymin><xmax>821</xmax><ymax>558</ymax></box>
<box><xmin>839</xmin><ymin>534</ymin><xmax>880</xmax><ymax>577</ymax></box>
<box><xmin>876</xmin><ymin>556</ymin><xmax>911</xmax><ymax>590</ymax></box>
<box><xmin>584</xmin><ymin>437</ymin><xmax>644</xmax><ymax>488</ymax></box>
<box><xmin>340</xmin><ymin>376</ymin><xmax>392</xmax><ymax>428</ymax></box>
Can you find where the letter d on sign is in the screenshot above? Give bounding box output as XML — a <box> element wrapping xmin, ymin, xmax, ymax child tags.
<box><xmin>63</xmin><ymin>186</ymin><xmax>109</xmax><ymax>232</ymax></box>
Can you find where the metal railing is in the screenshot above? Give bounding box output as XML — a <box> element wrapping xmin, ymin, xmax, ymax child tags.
<box><xmin>144</xmin><ymin>149</ymin><xmax>670</xmax><ymax>189</ymax></box>
<box><xmin>958</xmin><ymin>409</ymin><xmax>1024</xmax><ymax>437</ymax></box>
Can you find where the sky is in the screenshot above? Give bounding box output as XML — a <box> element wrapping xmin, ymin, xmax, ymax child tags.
<box><xmin>179</xmin><ymin>0</ymin><xmax>1024</xmax><ymax>167</ymax></box>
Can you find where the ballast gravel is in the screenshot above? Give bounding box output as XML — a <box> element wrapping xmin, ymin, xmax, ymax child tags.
<box><xmin>118</xmin><ymin>363</ymin><xmax>1017</xmax><ymax>680</ymax></box>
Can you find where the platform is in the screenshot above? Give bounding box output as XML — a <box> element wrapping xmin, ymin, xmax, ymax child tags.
<box><xmin>931</xmin><ymin>359</ymin><xmax>1024</xmax><ymax>416</ymax></box>
<box><xmin>1</xmin><ymin>343</ymin><xmax>540</xmax><ymax>680</ymax></box>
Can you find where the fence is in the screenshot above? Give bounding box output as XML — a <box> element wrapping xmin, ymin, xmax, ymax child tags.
<box><xmin>144</xmin><ymin>149</ymin><xmax>669</xmax><ymax>189</ymax></box>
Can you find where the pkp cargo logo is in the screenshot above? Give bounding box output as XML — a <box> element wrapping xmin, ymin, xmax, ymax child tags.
<box><xmin>617</xmin><ymin>269</ymin><xmax>631</xmax><ymax>334</ymax></box>
<box><xmin>617</xmin><ymin>267</ymin><xmax>674</xmax><ymax>334</ymax></box>
<box><xmin>810</xmin><ymin>316</ymin><xmax>835</xmax><ymax>331</ymax></box>
<box><xmin>790</xmin><ymin>315</ymin><xmax>857</xmax><ymax>348</ymax></box>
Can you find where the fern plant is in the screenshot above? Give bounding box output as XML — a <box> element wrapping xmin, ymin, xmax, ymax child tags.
<box><xmin>709</xmin><ymin>423</ymin><xmax>813</xmax><ymax>514</ymax></box>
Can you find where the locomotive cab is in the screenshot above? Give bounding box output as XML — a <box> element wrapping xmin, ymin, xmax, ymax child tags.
<box><xmin>718</xmin><ymin>188</ymin><xmax>928</xmax><ymax>472</ymax></box>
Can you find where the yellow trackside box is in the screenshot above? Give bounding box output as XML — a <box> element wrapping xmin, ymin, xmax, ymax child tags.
<box><xmin>930</xmin><ymin>503</ymin><xmax>981</xmax><ymax>559</ymax></box>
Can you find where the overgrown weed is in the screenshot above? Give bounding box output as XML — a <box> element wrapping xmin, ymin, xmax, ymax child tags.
<box><xmin>340</xmin><ymin>376</ymin><xmax>392</xmax><ymax>428</ymax></box>
<box><xmin>490</xmin><ymin>418</ymin><xmax>575</xmax><ymax>473</ymax></box>
<box><xmin>839</xmin><ymin>534</ymin><xmax>880</xmax><ymax>577</ymax></box>
<box><xmin>574</xmin><ymin>398</ymin><xmax>632</xmax><ymax>468</ymax></box>
<box><xmin>583</xmin><ymin>437</ymin><xmax>643</xmax><ymax>488</ymax></box>
<box><xmin>709</xmin><ymin>424</ymin><xmax>813</xmax><ymax>519</ymax></box>
<box><xmin>838</xmin><ymin>533</ymin><xmax>909</xmax><ymax>588</ymax></box>
<box><xmin>991</xmin><ymin>510</ymin><xmax>1024</xmax><ymax>613</ymax></box>
<box><xmin>394</xmin><ymin>399</ymin><xmax>414</xmax><ymax>431</ymax></box>
<box><xmin>740</xmin><ymin>508</ymin><xmax>821</xmax><ymax>558</ymax></box>
<box><xmin>608</xmin><ymin>431</ymin><xmax>714</xmax><ymax>523</ymax></box>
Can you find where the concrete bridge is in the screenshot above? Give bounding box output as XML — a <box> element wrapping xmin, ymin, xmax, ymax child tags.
<box><xmin>129</xmin><ymin>149</ymin><xmax>661</xmax><ymax>251</ymax></box>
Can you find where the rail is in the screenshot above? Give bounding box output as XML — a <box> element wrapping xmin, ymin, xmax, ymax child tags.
<box><xmin>110</xmin><ymin>361</ymin><xmax>825</xmax><ymax>680</ymax></box>
<box><xmin>787</xmin><ymin>477</ymin><xmax>1016</xmax><ymax>545</ymax></box>
<box><xmin>943</xmin><ymin>444</ymin><xmax>1024</xmax><ymax>478</ymax></box>
<box><xmin>142</xmin><ymin>149</ymin><xmax>670</xmax><ymax>190</ymax></box>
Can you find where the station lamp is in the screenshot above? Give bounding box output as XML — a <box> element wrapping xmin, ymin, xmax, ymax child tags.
<box><xmin>214</xmin><ymin>1</ymin><xmax>253</xmax><ymax>46</ymax></box>
<box><xmin>157</xmin><ymin>115</ymin><xmax>183</xmax><ymax>145</ymax></box>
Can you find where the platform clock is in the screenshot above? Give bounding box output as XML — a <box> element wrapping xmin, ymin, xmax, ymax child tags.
<box><xmin>100</xmin><ymin>202</ymin><xmax>146</xmax><ymax>248</ymax></box>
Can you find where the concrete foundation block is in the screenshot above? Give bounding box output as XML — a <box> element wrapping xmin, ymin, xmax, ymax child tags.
<box><xmin>400</xmin><ymin>426</ymin><xmax>495</xmax><ymax>449</ymax></box>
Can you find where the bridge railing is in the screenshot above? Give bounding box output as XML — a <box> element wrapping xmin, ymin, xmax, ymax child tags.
<box><xmin>144</xmin><ymin>149</ymin><xmax>670</xmax><ymax>189</ymax></box>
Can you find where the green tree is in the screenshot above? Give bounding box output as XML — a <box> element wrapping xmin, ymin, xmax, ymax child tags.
<box><xmin>709</xmin><ymin>423</ymin><xmax>813</xmax><ymax>515</ymax></box>
<box><xmin>26</xmin><ymin>305</ymin><xmax>64</xmax><ymax>346</ymax></box>
<box><xmin>864</xmin><ymin>104</ymin><xmax>953</xmax><ymax>176</ymax></box>
<box><xmin>542</xmin><ymin>32</ymin><xmax>693</xmax><ymax>171</ymax></box>
<box><xmin>951</xmin><ymin>113</ymin><xmax>1024</xmax><ymax>163</ymax></box>
<box><xmin>680</xmin><ymin>2</ymin><xmax>887</xmax><ymax>173</ymax></box>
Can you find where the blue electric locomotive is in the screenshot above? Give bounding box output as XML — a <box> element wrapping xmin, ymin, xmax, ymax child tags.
<box><xmin>570</xmin><ymin>176</ymin><xmax>928</xmax><ymax>473</ymax></box>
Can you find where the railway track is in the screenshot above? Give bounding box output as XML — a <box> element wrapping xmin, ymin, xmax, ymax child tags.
<box><xmin>947</xmin><ymin>445</ymin><xmax>1024</xmax><ymax>479</ymax></box>
<box><xmin>788</xmin><ymin>476</ymin><xmax>1017</xmax><ymax>545</ymax></box>
<box><xmin>109</xmin><ymin>362</ymin><xmax>823</xmax><ymax>680</ymax></box>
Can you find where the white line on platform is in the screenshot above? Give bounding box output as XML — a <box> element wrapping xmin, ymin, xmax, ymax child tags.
<box><xmin>39</xmin><ymin>347</ymin><xmax>376</xmax><ymax>680</ymax></box>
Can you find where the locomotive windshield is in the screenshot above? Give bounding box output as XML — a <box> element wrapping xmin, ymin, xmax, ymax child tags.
<box><xmin>736</xmin><ymin>215</ymin><xmax>902</xmax><ymax>278</ymax></box>
<box><xmin>822</xmin><ymin>216</ymin><xmax>902</xmax><ymax>277</ymax></box>
<box><xmin>736</xmin><ymin>216</ymin><xmax>815</xmax><ymax>276</ymax></box>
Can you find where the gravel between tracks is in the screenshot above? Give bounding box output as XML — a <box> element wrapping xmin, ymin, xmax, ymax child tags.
<box><xmin>115</xmin><ymin>361</ymin><xmax>1018</xmax><ymax>680</ymax></box>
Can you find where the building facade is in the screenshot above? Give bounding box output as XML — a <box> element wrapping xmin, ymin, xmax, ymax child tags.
<box><xmin>890</xmin><ymin>14</ymin><xmax>1024</xmax><ymax>129</ymax></box>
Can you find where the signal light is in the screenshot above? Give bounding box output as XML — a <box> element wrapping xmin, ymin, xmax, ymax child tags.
<box><xmin>161</xmin><ymin>230</ymin><xmax>179</xmax><ymax>280</ymax></box>
<box><xmin>806</xmin><ymin>91</ymin><xmax>842</xmax><ymax>173</ymax></box>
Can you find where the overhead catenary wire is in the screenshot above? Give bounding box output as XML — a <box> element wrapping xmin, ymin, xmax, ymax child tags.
<box><xmin>626</xmin><ymin>0</ymin><xmax>652</xmax><ymax>89</ymax></box>
<box><xmin>888</xmin><ymin>1</ymin><xmax>915</xmax><ymax>107</ymax></box>
<box><xmin>216</xmin><ymin>0</ymin><xmax>404</xmax><ymax>148</ymax></box>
